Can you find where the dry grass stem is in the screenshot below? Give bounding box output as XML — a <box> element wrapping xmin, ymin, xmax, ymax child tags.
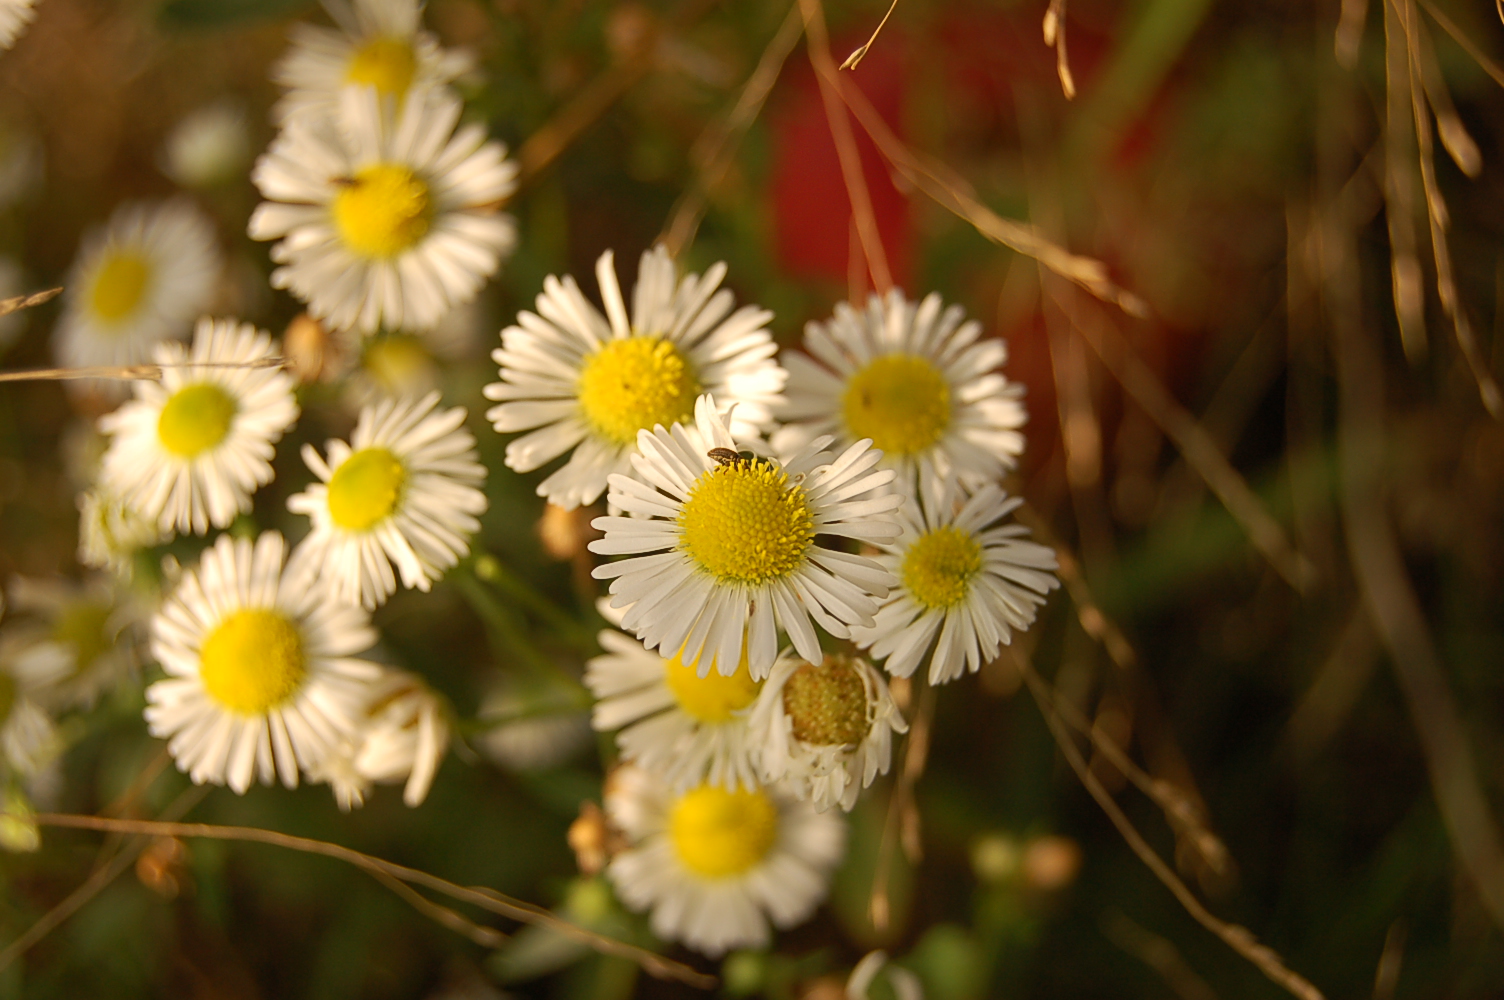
<box><xmin>832</xmin><ymin>76</ymin><xmax>1145</xmax><ymax>315</ymax></box>
<box><xmin>840</xmin><ymin>0</ymin><xmax>900</xmax><ymax>71</ymax></box>
<box><xmin>0</xmin><ymin>358</ymin><xmax>287</xmax><ymax>384</ymax></box>
<box><xmin>1383</xmin><ymin>0</ymin><xmax>1427</xmax><ymax>362</ymax></box>
<box><xmin>1419</xmin><ymin>0</ymin><xmax>1504</xmax><ymax>88</ymax></box>
<box><xmin>868</xmin><ymin>680</ymin><xmax>935</xmax><ymax>932</ymax></box>
<box><xmin>367</xmin><ymin>867</ymin><xmax>509</xmax><ymax>949</ymax></box>
<box><xmin>1022</xmin><ymin>667</ymin><xmax>1326</xmax><ymax>1000</ymax></box>
<box><xmin>1043</xmin><ymin>0</ymin><xmax>1077</xmax><ymax>98</ymax></box>
<box><xmin>1043</xmin><ymin>282</ymin><xmax>1317</xmax><ymax>592</ymax></box>
<box><xmin>30</xmin><ymin>812</ymin><xmax>716</xmax><ymax>988</ymax></box>
<box><xmin>1336</xmin><ymin>0</ymin><xmax>1370</xmax><ymax>68</ymax></box>
<box><xmin>1102</xmin><ymin>910</ymin><xmax>1219</xmax><ymax>1000</ymax></box>
<box><xmin>0</xmin><ymin>286</ymin><xmax>61</xmax><ymax>318</ymax></box>
<box><xmin>799</xmin><ymin>0</ymin><xmax>893</xmax><ymax>296</ymax></box>
<box><xmin>661</xmin><ymin>2</ymin><xmax>804</xmax><ymax>256</ymax></box>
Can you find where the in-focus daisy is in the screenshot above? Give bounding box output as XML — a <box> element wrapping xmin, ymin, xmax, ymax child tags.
<box><xmin>484</xmin><ymin>245</ymin><xmax>786</xmax><ymax>509</ymax></box>
<box><xmin>77</xmin><ymin>487</ymin><xmax>167</xmax><ymax>579</ymax></box>
<box><xmin>97</xmin><ymin>317</ymin><xmax>299</xmax><ymax>535</ymax></box>
<box><xmin>307</xmin><ymin>668</ymin><xmax>449</xmax><ymax>810</ymax></box>
<box><xmin>748</xmin><ymin>651</ymin><xmax>906</xmax><ymax>812</ymax></box>
<box><xmin>590</xmin><ymin>396</ymin><xmax>902</xmax><ymax>680</ymax></box>
<box><xmin>54</xmin><ymin>199</ymin><xmax>221</xmax><ymax>372</ymax></box>
<box><xmin>585</xmin><ymin>605</ymin><xmax>763</xmax><ymax>791</ymax></box>
<box><xmin>271</xmin><ymin>0</ymin><xmax>473</xmax><ymax>125</ymax></box>
<box><xmin>0</xmin><ymin>0</ymin><xmax>37</xmax><ymax>51</ymax></box>
<box><xmin>852</xmin><ymin>482</ymin><xmax>1060</xmax><ymax>685</ymax></box>
<box><xmin>287</xmin><ymin>390</ymin><xmax>487</xmax><ymax>610</ymax></box>
<box><xmin>1</xmin><ymin>574</ymin><xmax>143</xmax><ymax>711</ymax></box>
<box><xmin>773</xmin><ymin>289</ymin><xmax>1027</xmax><ymax>492</ymax></box>
<box><xmin>249</xmin><ymin>86</ymin><xmax>517</xmax><ymax>335</ymax></box>
<box><xmin>604</xmin><ymin>764</ymin><xmax>845</xmax><ymax>957</ymax></box>
<box><xmin>144</xmin><ymin>531</ymin><xmax>383</xmax><ymax>793</ymax></box>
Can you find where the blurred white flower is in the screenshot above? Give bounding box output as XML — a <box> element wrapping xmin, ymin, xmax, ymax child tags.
<box><xmin>161</xmin><ymin>101</ymin><xmax>251</xmax><ymax>189</ymax></box>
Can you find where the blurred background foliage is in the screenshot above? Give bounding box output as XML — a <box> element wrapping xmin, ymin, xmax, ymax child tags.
<box><xmin>0</xmin><ymin>0</ymin><xmax>1501</xmax><ymax>996</ymax></box>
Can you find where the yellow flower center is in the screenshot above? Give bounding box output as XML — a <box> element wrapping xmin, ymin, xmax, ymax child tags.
<box><xmin>89</xmin><ymin>251</ymin><xmax>153</xmax><ymax>324</ymax></box>
<box><xmin>52</xmin><ymin>602</ymin><xmax>113</xmax><ymax>676</ymax></box>
<box><xmin>326</xmin><ymin>447</ymin><xmax>406</xmax><ymax>533</ymax></box>
<box><xmin>344</xmin><ymin>36</ymin><xmax>418</xmax><ymax>99</ymax></box>
<box><xmin>332</xmin><ymin>163</ymin><xmax>433</xmax><ymax>259</ymax></box>
<box><xmin>841</xmin><ymin>354</ymin><xmax>952</xmax><ymax>457</ymax></box>
<box><xmin>198</xmin><ymin>609</ymin><xmax>307</xmax><ymax>715</ymax></box>
<box><xmin>156</xmin><ymin>383</ymin><xmax>237</xmax><ymax>458</ymax></box>
<box><xmin>363</xmin><ymin>334</ymin><xmax>435</xmax><ymax>394</ymax></box>
<box><xmin>576</xmin><ymin>336</ymin><xmax>701</xmax><ymax>445</ymax></box>
<box><xmin>902</xmin><ymin>526</ymin><xmax>983</xmax><ymax>611</ymax></box>
<box><xmin>678</xmin><ymin>461</ymin><xmax>815</xmax><ymax>585</ymax></box>
<box><xmin>782</xmin><ymin>655</ymin><xmax>870</xmax><ymax>746</ymax></box>
<box><xmin>669</xmin><ymin>785</ymin><xmax>779</xmax><ymax>878</ymax></box>
<box><xmin>662</xmin><ymin>648</ymin><xmax>761</xmax><ymax>723</ymax></box>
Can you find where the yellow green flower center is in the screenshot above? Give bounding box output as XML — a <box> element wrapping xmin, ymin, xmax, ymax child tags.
<box><xmin>678</xmin><ymin>461</ymin><xmax>815</xmax><ymax>585</ymax></box>
<box><xmin>332</xmin><ymin>163</ymin><xmax>433</xmax><ymax>259</ymax></box>
<box><xmin>157</xmin><ymin>383</ymin><xmax>237</xmax><ymax>458</ymax></box>
<box><xmin>782</xmin><ymin>655</ymin><xmax>871</xmax><ymax>746</ymax></box>
<box><xmin>902</xmin><ymin>525</ymin><xmax>983</xmax><ymax>611</ymax></box>
<box><xmin>363</xmin><ymin>334</ymin><xmax>435</xmax><ymax>394</ymax></box>
<box><xmin>198</xmin><ymin>609</ymin><xmax>307</xmax><ymax>715</ymax></box>
<box><xmin>52</xmin><ymin>602</ymin><xmax>113</xmax><ymax>677</ymax></box>
<box><xmin>89</xmin><ymin>250</ymin><xmax>153</xmax><ymax>324</ymax></box>
<box><xmin>662</xmin><ymin>648</ymin><xmax>761</xmax><ymax>723</ymax></box>
<box><xmin>344</xmin><ymin>36</ymin><xmax>418</xmax><ymax>99</ymax></box>
<box><xmin>327</xmin><ymin>447</ymin><xmax>406</xmax><ymax>533</ymax></box>
<box><xmin>669</xmin><ymin>784</ymin><xmax>779</xmax><ymax>878</ymax></box>
<box><xmin>841</xmin><ymin>353</ymin><xmax>952</xmax><ymax>457</ymax></box>
<box><xmin>576</xmin><ymin>336</ymin><xmax>700</xmax><ymax>445</ymax></box>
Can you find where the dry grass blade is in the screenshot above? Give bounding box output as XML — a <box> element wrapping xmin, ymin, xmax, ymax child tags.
<box><xmin>1411</xmin><ymin>13</ymin><xmax>1481</xmax><ymax>177</ymax></box>
<box><xmin>1336</xmin><ymin>0</ymin><xmax>1370</xmax><ymax>67</ymax></box>
<box><xmin>0</xmin><ymin>286</ymin><xmax>61</xmax><ymax>318</ymax></box>
<box><xmin>1102</xmin><ymin>910</ymin><xmax>1219</xmax><ymax>1000</ymax></box>
<box><xmin>366</xmin><ymin>868</ymin><xmax>509</xmax><ymax>949</ymax></box>
<box><xmin>1417</xmin><ymin>0</ymin><xmax>1504</xmax><ymax>87</ymax></box>
<box><xmin>832</xmin><ymin>76</ymin><xmax>1145</xmax><ymax>316</ymax></box>
<box><xmin>840</xmin><ymin>0</ymin><xmax>900</xmax><ymax>71</ymax></box>
<box><xmin>1022</xmin><ymin>667</ymin><xmax>1326</xmax><ymax>1000</ymax></box>
<box><xmin>1042</xmin><ymin>281</ymin><xmax>1317</xmax><ymax>592</ymax></box>
<box><xmin>31</xmin><ymin>813</ymin><xmax>716</xmax><ymax>988</ymax></box>
<box><xmin>0</xmin><ymin>357</ymin><xmax>288</xmax><ymax>383</ymax></box>
<box><xmin>1395</xmin><ymin>0</ymin><xmax>1504</xmax><ymax>417</ymax></box>
<box><xmin>1042</xmin><ymin>0</ymin><xmax>1077</xmax><ymax>98</ymax></box>
<box><xmin>661</xmin><ymin>2</ymin><xmax>804</xmax><ymax>256</ymax></box>
<box><xmin>1383</xmin><ymin>0</ymin><xmax>1427</xmax><ymax>362</ymax></box>
<box><xmin>799</xmin><ymin>0</ymin><xmax>893</xmax><ymax>295</ymax></box>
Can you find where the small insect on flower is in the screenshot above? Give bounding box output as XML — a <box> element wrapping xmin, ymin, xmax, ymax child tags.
<box><xmin>707</xmin><ymin>447</ymin><xmax>755</xmax><ymax>467</ymax></box>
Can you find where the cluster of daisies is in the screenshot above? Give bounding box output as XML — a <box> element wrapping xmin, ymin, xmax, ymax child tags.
<box><xmin>0</xmin><ymin>0</ymin><xmax>1062</xmax><ymax>965</ymax></box>
<box><xmin>487</xmin><ymin>245</ymin><xmax>1060</xmax><ymax>955</ymax></box>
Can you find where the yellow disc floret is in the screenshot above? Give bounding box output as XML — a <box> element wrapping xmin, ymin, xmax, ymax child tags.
<box><xmin>327</xmin><ymin>447</ymin><xmax>406</xmax><ymax>533</ymax></box>
<box><xmin>841</xmin><ymin>353</ymin><xmax>952</xmax><ymax>457</ymax></box>
<box><xmin>782</xmin><ymin>655</ymin><xmax>870</xmax><ymax>746</ymax></box>
<box><xmin>669</xmin><ymin>784</ymin><xmax>779</xmax><ymax>878</ymax></box>
<box><xmin>576</xmin><ymin>336</ymin><xmax>700</xmax><ymax>445</ymax></box>
<box><xmin>333</xmin><ymin>163</ymin><xmax>433</xmax><ymax>259</ymax></box>
<box><xmin>89</xmin><ymin>251</ymin><xmax>152</xmax><ymax>324</ymax></box>
<box><xmin>157</xmin><ymin>383</ymin><xmax>237</xmax><ymax>458</ymax></box>
<box><xmin>678</xmin><ymin>461</ymin><xmax>815</xmax><ymax>585</ymax></box>
<box><xmin>902</xmin><ymin>526</ymin><xmax>983</xmax><ymax>611</ymax></box>
<box><xmin>198</xmin><ymin>609</ymin><xmax>307</xmax><ymax>715</ymax></box>
<box><xmin>663</xmin><ymin>648</ymin><xmax>761</xmax><ymax>723</ymax></box>
<box><xmin>344</xmin><ymin>36</ymin><xmax>418</xmax><ymax>99</ymax></box>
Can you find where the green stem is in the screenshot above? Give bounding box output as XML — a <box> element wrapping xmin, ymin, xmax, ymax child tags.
<box><xmin>471</xmin><ymin>552</ymin><xmax>600</xmax><ymax>652</ymax></box>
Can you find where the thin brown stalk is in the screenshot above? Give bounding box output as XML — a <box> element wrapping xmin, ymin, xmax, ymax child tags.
<box><xmin>661</xmin><ymin>2</ymin><xmax>804</xmax><ymax>256</ymax></box>
<box><xmin>1022</xmin><ymin>668</ymin><xmax>1326</xmax><ymax>1000</ymax></box>
<box><xmin>1383</xmin><ymin>0</ymin><xmax>1427</xmax><ymax>362</ymax></box>
<box><xmin>799</xmin><ymin>0</ymin><xmax>893</xmax><ymax>296</ymax></box>
<box><xmin>1042</xmin><ymin>281</ymin><xmax>1317</xmax><ymax>592</ymax></box>
<box><xmin>0</xmin><ymin>358</ymin><xmax>287</xmax><ymax>384</ymax></box>
<box><xmin>1042</xmin><ymin>0</ymin><xmax>1077</xmax><ymax>98</ymax></box>
<box><xmin>1016</xmin><ymin>507</ymin><xmax>1138</xmax><ymax>671</ymax></box>
<box><xmin>840</xmin><ymin>0</ymin><xmax>900</xmax><ymax>71</ymax></box>
<box><xmin>1336</xmin><ymin>0</ymin><xmax>1370</xmax><ymax>68</ymax></box>
<box><xmin>0</xmin><ymin>287</ymin><xmax>61</xmax><ymax>318</ymax></box>
<box><xmin>1418</xmin><ymin>0</ymin><xmax>1504</xmax><ymax>88</ymax></box>
<box><xmin>868</xmin><ymin>680</ymin><xmax>934</xmax><ymax>932</ymax></box>
<box><xmin>1102</xmin><ymin>910</ymin><xmax>1219</xmax><ymax>1000</ymax></box>
<box><xmin>1410</xmin><ymin>11</ymin><xmax>1481</xmax><ymax>177</ymax></box>
<box><xmin>366</xmin><ymin>868</ymin><xmax>509</xmax><ymax>949</ymax></box>
<box><xmin>31</xmin><ymin>813</ymin><xmax>715</xmax><ymax>988</ymax></box>
<box><xmin>832</xmin><ymin>76</ymin><xmax>1145</xmax><ymax>316</ymax></box>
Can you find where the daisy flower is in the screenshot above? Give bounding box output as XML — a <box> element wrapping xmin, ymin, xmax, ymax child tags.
<box><xmin>307</xmin><ymin>668</ymin><xmax>450</xmax><ymax>810</ymax></box>
<box><xmin>590</xmin><ymin>395</ymin><xmax>903</xmax><ymax>680</ymax></box>
<box><xmin>97</xmin><ymin>317</ymin><xmax>299</xmax><ymax>535</ymax></box>
<box><xmin>0</xmin><ymin>637</ymin><xmax>62</xmax><ymax>777</ymax></box>
<box><xmin>585</xmin><ymin>604</ymin><xmax>763</xmax><ymax>791</ymax></box>
<box><xmin>248</xmin><ymin>86</ymin><xmax>517</xmax><ymax>335</ymax></box>
<box><xmin>851</xmin><ymin>481</ymin><xmax>1060</xmax><ymax>685</ymax></box>
<box><xmin>54</xmin><ymin>199</ymin><xmax>221</xmax><ymax>373</ymax></box>
<box><xmin>0</xmin><ymin>0</ymin><xmax>37</xmax><ymax>50</ymax></box>
<box><xmin>77</xmin><ymin>487</ymin><xmax>166</xmax><ymax>579</ymax></box>
<box><xmin>287</xmin><ymin>391</ymin><xmax>487</xmax><ymax>610</ymax></box>
<box><xmin>748</xmin><ymin>651</ymin><xmax>906</xmax><ymax>812</ymax></box>
<box><xmin>144</xmin><ymin>531</ymin><xmax>383</xmax><ymax>793</ymax></box>
<box><xmin>483</xmin><ymin>245</ymin><xmax>786</xmax><ymax>509</ymax></box>
<box><xmin>772</xmin><ymin>289</ymin><xmax>1028</xmax><ymax>493</ymax></box>
<box><xmin>604</xmin><ymin>764</ymin><xmax>845</xmax><ymax>957</ymax></box>
<box><xmin>271</xmin><ymin>0</ymin><xmax>473</xmax><ymax>125</ymax></box>
<box><xmin>1</xmin><ymin>574</ymin><xmax>144</xmax><ymax>711</ymax></box>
